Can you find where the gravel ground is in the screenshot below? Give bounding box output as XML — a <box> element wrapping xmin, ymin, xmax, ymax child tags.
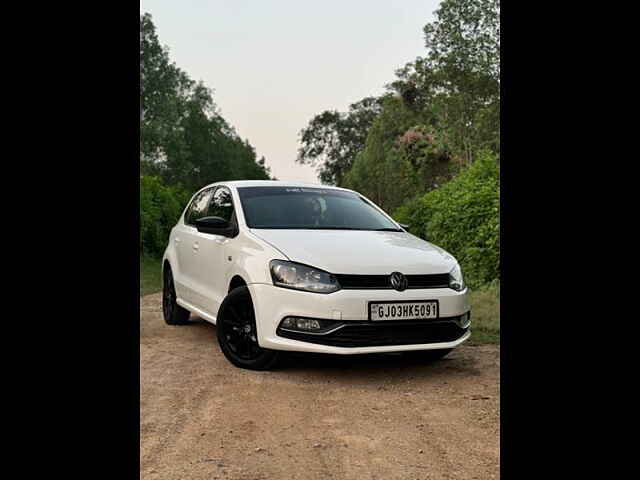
<box><xmin>141</xmin><ymin>293</ymin><xmax>500</xmax><ymax>479</ymax></box>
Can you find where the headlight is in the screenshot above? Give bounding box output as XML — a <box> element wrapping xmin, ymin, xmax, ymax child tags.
<box><xmin>269</xmin><ymin>260</ymin><xmax>341</xmax><ymax>294</ymax></box>
<box><xmin>449</xmin><ymin>263</ymin><xmax>465</xmax><ymax>291</ymax></box>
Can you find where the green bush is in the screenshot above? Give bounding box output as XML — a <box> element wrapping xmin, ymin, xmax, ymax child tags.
<box><xmin>394</xmin><ymin>151</ymin><xmax>499</xmax><ymax>289</ymax></box>
<box><xmin>468</xmin><ymin>279</ymin><xmax>500</xmax><ymax>344</ymax></box>
<box><xmin>140</xmin><ymin>255</ymin><xmax>163</xmax><ymax>296</ymax></box>
<box><xmin>140</xmin><ymin>176</ymin><xmax>191</xmax><ymax>257</ymax></box>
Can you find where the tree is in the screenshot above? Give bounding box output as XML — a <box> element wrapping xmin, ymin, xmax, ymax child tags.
<box><xmin>140</xmin><ymin>13</ymin><xmax>193</xmax><ymax>172</ymax></box>
<box><xmin>140</xmin><ymin>13</ymin><xmax>272</xmax><ymax>192</ymax></box>
<box><xmin>389</xmin><ymin>0</ymin><xmax>500</xmax><ymax>163</ymax></box>
<box><xmin>297</xmin><ymin>0</ymin><xmax>500</xmax><ymax>211</ymax></box>
<box><xmin>296</xmin><ymin>96</ymin><xmax>384</xmax><ymax>185</ymax></box>
<box><xmin>343</xmin><ymin>96</ymin><xmax>425</xmax><ymax>211</ymax></box>
<box><xmin>424</xmin><ymin>0</ymin><xmax>500</xmax><ymax>82</ymax></box>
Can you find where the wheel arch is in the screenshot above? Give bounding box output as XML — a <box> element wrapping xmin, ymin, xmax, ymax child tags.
<box><xmin>228</xmin><ymin>274</ymin><xmax>248</xmax><ymax>293</ymax></box>
<box><xmin>161</xmin><ymin>244</ymin><xmax>178</xmax><ymax>281</ymax></box>
<box><xmin>162</xmin><ymin>258</ymin><xmax>171</xmax><ymax>278</ymax></box>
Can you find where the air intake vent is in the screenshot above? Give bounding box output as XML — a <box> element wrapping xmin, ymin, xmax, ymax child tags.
<box><xmin>334</xmin><ymin>273</ymin><xmax>450</xmax><ymax>290</ymax></box>
<box><xmin>278</xmin><ymin>319</ymin><xmax>467</xmax><ymax>347</ymax></box>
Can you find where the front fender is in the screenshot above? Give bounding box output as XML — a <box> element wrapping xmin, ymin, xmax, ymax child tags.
<box><xmin>224</xmin><ymin>229</ymin><xmax>287</xmax><ymax>291</ymax></box>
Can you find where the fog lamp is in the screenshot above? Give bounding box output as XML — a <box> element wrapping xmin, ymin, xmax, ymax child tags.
<box><xmin>457</xmin><ymin>312</ymin><xmax>471</xmax><ymax>328</ymax></box>
<box><xmin>281</xmin><ymin>317</ymin><xmax>322</xmax><ymax>331</ymax></box>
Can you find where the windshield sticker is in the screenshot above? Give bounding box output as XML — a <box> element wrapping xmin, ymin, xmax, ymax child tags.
<box><xmin>285</xmin><ymin>188</ymin><xmax>329</xmax><ymax>194</ymax></box>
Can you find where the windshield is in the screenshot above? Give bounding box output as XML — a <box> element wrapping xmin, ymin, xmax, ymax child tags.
<box><xmin>237</xmin><ymin>186</ymin><xmax>401</xmax><ymax>231</ymax></box>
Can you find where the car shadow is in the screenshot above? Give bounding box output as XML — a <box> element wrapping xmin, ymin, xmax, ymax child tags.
<box><xmin>188</xmin><ymin>315</ymin><xmax>481</xmax><ymax>379</ymax></box>
<box><xmin>279</xmin><ymin>350</ymin><xmax>480</xmax><ymax>375</ymax></box>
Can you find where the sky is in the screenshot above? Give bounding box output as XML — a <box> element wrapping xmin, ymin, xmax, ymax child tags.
<box><xmin>140</xmin><ymin>0</ymin><xmax>440</xmax><ymax>183</ymax></box>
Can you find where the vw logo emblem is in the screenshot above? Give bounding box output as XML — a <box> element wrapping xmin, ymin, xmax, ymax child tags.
<box><xmin>390</xmin><ymin>272</ymin><xmax>408</xmax><ymax>292</ymax></box>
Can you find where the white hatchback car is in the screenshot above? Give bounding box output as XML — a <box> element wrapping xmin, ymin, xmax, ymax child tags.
<box><xmin>162</xmin><ymin>180</ymin><xmax>470</xmax><ymax>370</ymax></box>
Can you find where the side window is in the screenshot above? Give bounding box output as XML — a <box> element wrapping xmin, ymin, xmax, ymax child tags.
<box><xmin>184</xmin><ymin>188</ymin><xmax>214</xmax><ymax>226</ymax></box>
<box><xmin>207</xmin><ymin>187</ymin><xmax>235</xmax><ymax>223</ymax></box>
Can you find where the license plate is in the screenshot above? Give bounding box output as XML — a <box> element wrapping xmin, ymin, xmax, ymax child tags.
<box><xmin>369</xmin><ymin>300</ymin><xmax>439</xmax><ymax>321</ymax></box>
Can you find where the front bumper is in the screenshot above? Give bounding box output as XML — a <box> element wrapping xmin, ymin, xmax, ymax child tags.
<box><xmin>248</xmin><ymin>283</ymin><xmax>471</xmax><ymax>355</ymax></box>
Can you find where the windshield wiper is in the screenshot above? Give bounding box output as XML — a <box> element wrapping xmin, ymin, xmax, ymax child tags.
<box><xmin>372</xmin><ymin>228</ymin><xmax>403</xmax><ymax>232</ymax></box>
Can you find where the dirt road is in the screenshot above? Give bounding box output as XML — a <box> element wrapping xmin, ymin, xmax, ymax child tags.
<box><xmin>141</xmin><ymin>293</ymin><xmax>500</xmax><ymax>480</ymax></box>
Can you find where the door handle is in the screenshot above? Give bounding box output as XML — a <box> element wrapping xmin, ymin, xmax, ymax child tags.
<box><xmin>174</xmin><ymin>237</ymin><xmax>181</xmax><ymax>243</ymax></box>
<box><xmin>192</xmin><ymin>242</ymin><xmax>199</xmax><ymax>251</ymax></box>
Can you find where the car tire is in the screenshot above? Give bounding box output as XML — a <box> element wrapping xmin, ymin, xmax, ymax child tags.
<box><xmin>216</xmin><ymin>286</ymin><xmax>279</xmax><ymax>370</ymax></box>
<box><xmin>162</xmin><ymin>266</ymin><xmax>190</xmax><ymax>326</ymax></box>
<box><xmin>404</xmin><ymin>348</ymin><xmax>453</xmax><ymax>362</ymax></box>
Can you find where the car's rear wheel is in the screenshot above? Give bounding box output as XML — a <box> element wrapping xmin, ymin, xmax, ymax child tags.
<box><xmin>404</xmin><ymin>348</ymin><xmax>453</xmax><ymax>362</ymax></box>
<box><xmin>162</xmin><ymin>266</ymin><xmax>190</xmax><ymax>325</ymax></box>
<box><xmin>216</xmin><ymin>286</ymin><xmax>279</xmax><ymax>370</ymax></box>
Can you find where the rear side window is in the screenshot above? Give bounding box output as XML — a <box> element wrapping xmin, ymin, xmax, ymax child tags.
<box><xmin>206</xmin><ymin>187</ymin><xmax>235</xmax><ymax>223</ymax></box>
<box><xmin>184</xmin><ymin>188</ymin><xmax>214</xmax><ymax>226</ymax></box>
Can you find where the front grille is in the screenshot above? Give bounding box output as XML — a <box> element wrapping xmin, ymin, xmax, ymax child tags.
<box><xmin>277</xmin><ymin>318</ymin><xmax>467</xmax><ymax>348</ymax></box>
<box><xmin>334</xmin><ymin>273</ymin><xmax>450</xmax><ymax>290</ymax></box>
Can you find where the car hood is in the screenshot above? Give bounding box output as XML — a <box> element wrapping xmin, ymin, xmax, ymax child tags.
<box><xmin>249</xmin><ymin>229</ymin><xmax>457</xmax><ymax>275</ymax></box>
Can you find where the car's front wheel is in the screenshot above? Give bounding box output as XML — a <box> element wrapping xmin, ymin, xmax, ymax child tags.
<box><xmin>216</xmin><ymin>286</ymin><xmax>279</xmax><ymax>370</ymax></box>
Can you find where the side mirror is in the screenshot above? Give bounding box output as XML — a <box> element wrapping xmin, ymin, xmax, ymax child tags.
<box><xmin>195</xmin><ymin>216</ymin><xmax>232</xmax><ymax>235</ymax></box>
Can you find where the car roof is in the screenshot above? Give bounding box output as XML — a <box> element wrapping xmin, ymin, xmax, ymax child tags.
<box><xmin>206</xmin><ymin>180</ymin><xmax>354</xmax><ymax>192</ymax></box>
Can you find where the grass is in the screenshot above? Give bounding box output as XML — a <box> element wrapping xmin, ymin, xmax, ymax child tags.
<box><xmin>138</xmin><ymin>254</ymin><xmax>500</xmax><ymax>344</ymax></box>
<box><xmin>140</xmin><ymin>255</ymin><xmax>163</xmax><ymax>297</ymax></box>
<box><xmin>468</xmin><ymin>280</ymin><xmax>500</xmax><ymax>344</ymax></box>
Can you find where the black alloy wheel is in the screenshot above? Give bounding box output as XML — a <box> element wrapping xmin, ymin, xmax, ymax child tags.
<box><xmin>217</xmin><ymin>286</ymin><xmax>279</xmax><ymax>370</ymax></box>
<box><xmin>162</xmin><ymin>266</ymin><xmax>190</xmax><ymax>325</ymax></box>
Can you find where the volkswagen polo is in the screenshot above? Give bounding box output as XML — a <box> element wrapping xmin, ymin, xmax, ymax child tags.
<box><xmin>161</xmin><ymin>181</ymin><xmax>470</xmax><ymax>370</ymax></box>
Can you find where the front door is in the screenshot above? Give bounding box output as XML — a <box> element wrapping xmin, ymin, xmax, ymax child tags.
<box><xmin>191</xmin><ymin>186</ymin><xmax>237</xmax><ymax>318</ymax></box>
<box><xmin>174</xmin><ymin>187</ymin><xmax>215</xmax><ymax>307</ymax></box>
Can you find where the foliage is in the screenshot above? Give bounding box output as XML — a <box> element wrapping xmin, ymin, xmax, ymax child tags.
<box><xmin>424</xmin><ymin>0</ymin><xmax>500</xmax><ymax>81</ymax></box>
<box><xmin>468</xmin><ymin>279</ymin><xmax>500</xmax><ymax>344</ymax></box>
<box><xmin>140</xmin><ymin>13</ymin><xmax>271</xmax><ymax>192</ymax></box>
<box><xmin>389</xmin><ymin>0</ymin><xmax>500</xmax><ymax>163</ymax></box>
<box><xmin>140</xmin><ymin>13</ymin><xmax>193</xmax><ymax>170</ymax></box>
<box><xmin>298</xmin><ymin>0</ymin><xmax>500</xmax><ymax>219</ymax></box>
<box><xmin>140</xmin><ymin>255</ymin><xmax>163</xmax><ymax>296</ymax></box>
<box><xmin>342</xmin><ymin>96</ymin><xmax>425</xmax><ymax>211</ymax></box>
<box><xmin>296</xmin><ymin>96</ymin><xmax>384</xmax><ymax>185</ymax></box>
<box><xmin>343</xmin><ymin>94</ymin><xmax>463</xmax><ymax>211</ymax></box>
<box><xmin>396</xmin><ymin>125</ymin><xmax>459</xmax><ymax>190</ymax></box>
<box><xmin>140</xmin><ymin>176</ymin><xmax>191</xmax><ymax>256</ymax></box>
<box><xmin>393</xmin><ymin>151</ymin><xmax>499</xmax><ymax>289</ymax></box>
